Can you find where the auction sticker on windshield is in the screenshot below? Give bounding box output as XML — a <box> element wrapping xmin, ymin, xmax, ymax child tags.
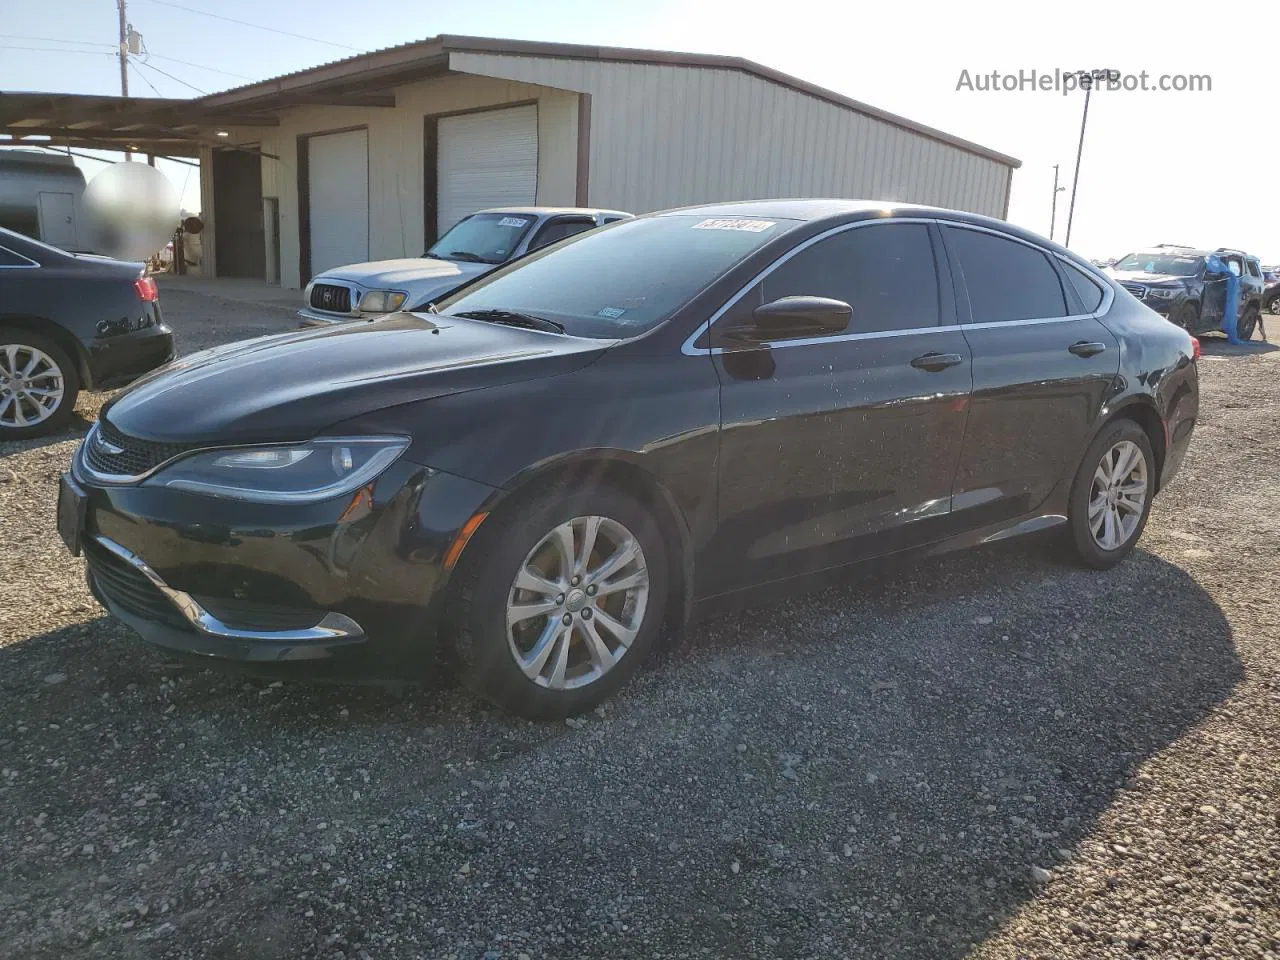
<box><xmin>692</xmin><ymin>218</ymin><xmax>776</xmax><ymax>232</ymax></box>
<box><xmin>498</xmin><ymin>217</ymin><xmax>529</xmax><ymax>228</ymax></box>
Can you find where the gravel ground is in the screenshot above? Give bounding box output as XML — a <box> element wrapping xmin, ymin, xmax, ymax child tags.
<box><xmin>1</xmin><ymin>291</ymin><xmax>1278</xmax><ymax>959</ymax></box>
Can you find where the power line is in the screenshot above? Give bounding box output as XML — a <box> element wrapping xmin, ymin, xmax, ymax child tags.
<box><xmin>142</xmin><ymin>51</ymin><xmax>254</xmax><ymax>81</ymax></box>
<box><xmin>0</xmin><ymin>33</ymin><xmax>115</xmax><ymax>47</ymax></box>
<box><xmin>133</xmin><ymin>57</ymin><xmax>207</xmax><ymax>95</ymax></box>
<box><xmin>129</xmin><ymin>61</ymin><xmax>164</xmax><ymax>97</ymax></box>
<box><xmin>0</xmin><ymin>44</ymin><xmax>115</xmax><ymax>57</ymax></box>
<box><xmin>143</xmin><ymin>0</ymin><xmax>356</xmax><ymax>50</ymax></box>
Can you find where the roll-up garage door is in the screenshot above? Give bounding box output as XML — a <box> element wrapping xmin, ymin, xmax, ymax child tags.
<box><xmin>307</xmin><ymin>129</ymin><xmax>368</xmax><ymax>275</ymax></box>
<box><xmin>437</xmin><ymin>104</ymin><xmax>537</xmax><ymax>236</ymax></box>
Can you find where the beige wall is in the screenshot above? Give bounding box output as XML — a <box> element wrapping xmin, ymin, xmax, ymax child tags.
<box><xmin>213</xmin><ymin>72</ymin><xmax>579</xmax><ymax>289</ymax></box>
<box><xmin>451</xmin><ymin>52</ymin><xmax>1013</xmax><ymax>220</ymax></box>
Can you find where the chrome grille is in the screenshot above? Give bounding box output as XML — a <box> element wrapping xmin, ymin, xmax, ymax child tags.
<box><xmin>309</xmin><ymin>283</ymin><xmax>351</xmax><ymax>313</ymax></box>
<box><xmin>1119</xmin><ymin>282</ymin><xmax>1147</xmax><ymax>300</ymax></box>
<box><xmin>81</xmin><ymin>420</ymin><xmax>194</xmax><ymax>479</ymax></box>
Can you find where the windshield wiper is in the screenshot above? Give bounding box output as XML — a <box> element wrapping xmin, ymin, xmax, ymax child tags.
<box><xmin>454</xmin><ymin>309</ymin><xmax>566</xmax><ymax>334</ymax></box>
<box><xmin>445</xmin><ymin>251</ymin><xmax>490</xmax><ymax>264</ymax></box>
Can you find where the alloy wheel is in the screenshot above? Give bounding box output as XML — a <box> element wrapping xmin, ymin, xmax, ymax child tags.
<box><xmin>1088</xmin><ymin>440</ymin><xmax>1148</xmax><ymax>551</ymax></box>
<box><xmin>0</xmin><ymin>344</ymin><xmax>65</xmax><ymax>429</ymax></box>
<box><xmin>506</xmin><ymin>515</ymin><xmax>650</xmax><ymax>690</ymax></box>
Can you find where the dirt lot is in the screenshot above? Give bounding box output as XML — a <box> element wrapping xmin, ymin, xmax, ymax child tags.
<box><xmin>1</xmin><ymin>288</ymin><xmax>1277</xmax><ymax>959</ymax></box>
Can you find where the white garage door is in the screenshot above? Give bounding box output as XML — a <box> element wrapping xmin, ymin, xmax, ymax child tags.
<box><xmin>437</xmin><ymin>105</ymin><xmax>538</xmax><ymax>236</ymax></box>
<box><xmin>308</xmin><ymin>129</ymin><xmax>368</xmax><ymax>275</ymax></box>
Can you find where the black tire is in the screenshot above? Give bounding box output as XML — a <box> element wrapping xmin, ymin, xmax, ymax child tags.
<box><xmin>449</xmin><ymin>484</ymin><xmax>670</xmax><ymax>719</ymax></box>
<box><xmin>1170</xmin><ymin>302</ymin><xmax>1199</xmax><ymax>332</ymax></box>
<box><xmin>1266</xmin><ymin>295</ymin><xmax>1280</xmax><ymax>316</ymax></box>
<box><xmin>1067</xmin><ymin>419</ymin><xmax>1155</xmax><ymax>570</ymax></box>
<box><xmin>0</xmin><ymin>328</ymin><xmax>81</xmax><ymax>440</ymax></box>
<box><xmin>1237</xmin><ymin>304</ymin><xmax>1259</xmax><ymax>341</ymax></box>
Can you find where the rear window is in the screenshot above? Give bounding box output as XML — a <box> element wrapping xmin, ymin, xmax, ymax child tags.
<box><xmin>1063</xmin><ymin>261</ymin><xmax>1105</xmax><ymax>312</ymax></box>
<box><xmin>943</xmin><ymin>227</ymin><xmax>1068</xmax><ymax>323</ymax></box>
<box><xmin>438</xmin><ymin>215</ymin><xmax>794</xmax><ymax>338</ymax></box>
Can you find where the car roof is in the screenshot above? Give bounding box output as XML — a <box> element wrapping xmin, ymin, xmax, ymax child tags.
<box><xmin>472</xmin><ymin>206</ymin><xmax>632</xmax><ymax>218</ymax></box>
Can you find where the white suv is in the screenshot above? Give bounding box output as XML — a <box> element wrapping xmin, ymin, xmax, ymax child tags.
<box><xmin>299</xmin><ymin>207</ymin><xmax>631</xmax><ymax>326</ymax></box>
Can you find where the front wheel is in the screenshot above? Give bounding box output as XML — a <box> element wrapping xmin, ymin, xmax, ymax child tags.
<box><xmin>1265</xmin><ymin>295</ymin><xmax>1280</xmax><ymax>316</ymax></box>
<box><xmin>1237</xmin><ymin>304</ymin><xmax>1259</xmax><ymax>341</ymax></box>
<box><xmin>1169</xmin><ymin>302</ymin><xmax>1199</xmax><ymax>332</ymax></box>
<box><xmin>0</xmin><ymin>330</ymin><xmax>81</xmax><ymax>439</ymax></box>
<box><xmin>450</xmin><ymin>486</ymin><xmax>669</xmax><ymax>718</ymax></box>
<box><xmin>1067</xmin><ymin>420</ymin><xmax>1154</xmax><ymax>570</ymax></box>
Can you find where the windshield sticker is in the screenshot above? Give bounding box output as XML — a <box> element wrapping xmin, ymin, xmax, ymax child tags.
<box><xmin>596</xmin><ymin>306</ymin><xmax>627</xmax><ymax>319</ymax></box>
<box><xmin>498</xmin><ymin>217</ymin><xmax>529</xmax><ymax>228</ymax></box>
<box><xmin>692</xmin><ymin>218</ymin><xmax>776</xmax><ymax>233</ymax></box>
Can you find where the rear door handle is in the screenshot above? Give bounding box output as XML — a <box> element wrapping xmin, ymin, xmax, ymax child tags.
<box><xmin>1068</xmin><ymin>341</ymin><xmax>1107</xmax><ymax>358</ymax></box>
<box><xmin>910</xmin><ymin>352</ymin><xmax>964</xmax><ymax>371</ymax></box>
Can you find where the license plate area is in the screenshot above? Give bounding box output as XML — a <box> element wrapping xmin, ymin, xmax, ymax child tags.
<box><xmin>57</xmin><ymin>472</ymin><xmax>87</xmax><ymax>556</ymax></box>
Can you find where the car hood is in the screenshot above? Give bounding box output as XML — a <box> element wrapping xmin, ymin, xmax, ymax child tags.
<box><xmin>1107</xmin><ymin>270</ymin><xmax>1190</xmax><ymax>285</ymax></box>
<box><xmin>101</xmin><ymin>312</ymin><xmax>609</xmax><ymax>445</ymax></box>
<box><xmin>318</xmin><ymin>258</ymin><xmax>492</xmax><ymax>289</ymax></box>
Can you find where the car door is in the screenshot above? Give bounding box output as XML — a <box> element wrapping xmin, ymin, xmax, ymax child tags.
<box><xmin>703</xmin><ymin>220</ymin><xmax>973</xmax><ymax>596</ymax></box>
<box><xmin>939</xmin><ymin>223</ymin><xmax>1119</xmax><ymax>528</ymax></box>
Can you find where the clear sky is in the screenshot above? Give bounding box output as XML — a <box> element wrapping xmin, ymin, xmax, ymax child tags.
<box><xmin>2</xmin><ymin>0</ymin><xmax>1274</xmax><ymax>262</ymax></box>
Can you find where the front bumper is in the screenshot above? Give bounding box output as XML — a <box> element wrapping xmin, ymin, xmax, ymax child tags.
<box><xmin>297</xmin><ymin>306</ymin><xmax>362</xmax><ymax>327</ymax></box>
<box><xmin>87</xmin><ymin>316</ymin><xmax>175</xmax><ymax>389</ymax></box>
<box><xmin>69</xmin><ymin>457</ymin><xmax>499</xmax><ymax>677</ymax></box>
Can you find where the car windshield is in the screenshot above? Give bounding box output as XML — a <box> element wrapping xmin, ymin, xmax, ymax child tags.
<box><xmin>436</xmin><ymin>214</ymin><xmax>794</xmax><ymax>338</ymax></box>
<box><xmin>427</xmin><ymin>213</ymin><xmax>537</xmax><ymax>265</ymax></box>
<box><xmin>1113</xmin><ymin>252</ymin><xmax>1203</xmax><ymax>276</ymax></box>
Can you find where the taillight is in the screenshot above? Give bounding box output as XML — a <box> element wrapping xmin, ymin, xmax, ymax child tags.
<box><xmin>1190</xmin><ymin>336</ymin><xmax>1201</xmax><ymax>361</ymax></box>
<box><xmin>134</xmin><ymin>275</ymin><xmax>159</xmax><ymax>302</ymax></box>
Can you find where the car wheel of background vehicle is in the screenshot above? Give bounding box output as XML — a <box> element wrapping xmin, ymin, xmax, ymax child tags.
<box><xmin>1266</xmin><ymin>296</ymin><xmax>1280</xmax><ymax>316</ymax></box>
<box><xmin>0</xmin><ymin>329</ymin><xmax>80</xmax><ymax>439</ymax></box>
<box><xmin>1170</xmin><ymin>302</ymin><xmax>1199</xmax><ymax>331</ymax></box>
<box><xmin>1067</xmin><ymin>419</ymin><xmax>1154</xmax><ymax>570</ymax></box>
<box><xmin>450</xmin><ymin>485</ymin><xmax>669</xmax><ymax>719</ymax></box>
<box><xmin>1237</xmin><ymin>305</ymin><xmax>1259</xmax><ymax>341</ymax></box>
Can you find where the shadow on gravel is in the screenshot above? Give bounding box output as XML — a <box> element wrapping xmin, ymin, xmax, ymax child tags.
<box><xmin>0</xmin><ymin>411</ymin><xmax>91</xmax><ymax>460</ymax></box>
<box><xmin>1198</xmin><ymin>336</ymin><xmax>1278</xmax><ymax>357</ymax></box>
<box><xmin>0</xmin><ymin>540</ymin><xmax>1241</xmax><ymax>959</ymax></box>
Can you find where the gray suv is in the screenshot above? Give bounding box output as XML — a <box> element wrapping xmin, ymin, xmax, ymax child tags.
<box><xmin>299</xmin><ymin>207</ymin><xmax>631</xmax><ymax>327</ymax></box>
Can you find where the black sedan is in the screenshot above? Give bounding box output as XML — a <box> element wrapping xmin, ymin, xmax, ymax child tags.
<box><xmin>59</xmin><ymin>201</ymin><xmax>1199</xmax><ymax>718</ymax></box>
<box><xmin>0</xmin><ymin>227</ymin><xmax>174</xmax><ymax>438</ymax></box>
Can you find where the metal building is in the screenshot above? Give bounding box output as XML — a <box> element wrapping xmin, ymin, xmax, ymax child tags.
<box><xmin>0</xmin><ymin>35</ymin><xmax>1020</xmax><ymax>289</ymax></box>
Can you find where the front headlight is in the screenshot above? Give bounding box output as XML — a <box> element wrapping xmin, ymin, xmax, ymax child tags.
<box><xmin>145</xmin><ymin>436</ymin><xmax>409</xmax><ymax>503</ymax></box>
<box><xmin>1146</xmin><ymin>286</ymin><xmax>1181</xmax><ymax>300</ymax></box>
<box><xmin>358</xmin><ymin>290</ymin><xmax>408</xmax><ymax>313</ymax></box>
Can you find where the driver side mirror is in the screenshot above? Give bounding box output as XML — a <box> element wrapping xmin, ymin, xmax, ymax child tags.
<box><xmin>731</xmin><ymin>296</ymin><xmax>852</xmax><ymax>343</ymax></box>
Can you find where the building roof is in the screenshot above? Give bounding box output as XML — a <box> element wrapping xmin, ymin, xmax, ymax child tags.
<box><xmin>1</xmin><ymin>35</ymin><xmax>1018</xmax><ymax>168</ymax></box>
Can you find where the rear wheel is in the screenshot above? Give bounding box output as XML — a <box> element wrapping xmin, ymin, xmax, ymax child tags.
<box><xmin>0</xmin><ymin>330</ymin><xmax>80</xmax><ymax>439</ymax></box>
<box><xmin>1067</xmin><ymin>420</ymin><xmax>1154</xmax><ymax>570</ymax></box>
<box><xmin>450</xmin><ymin>485</ymin><xmax>669</xmax><ymax>718</ymax></box>
<box><xmin>1266</xmin><ymin>294</ymin><xmax>1280</xmax><ymax>316</ymax></box>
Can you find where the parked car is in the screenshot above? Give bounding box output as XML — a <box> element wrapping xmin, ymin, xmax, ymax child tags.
<box><xmin>298</xmin><ymin>207</ymin><xmax>632</xmax><ymax>326</ymax></box>
<box><xmin>0</xmin><ymin>227</ymin><xmax>173</xmax><ymax>439</ymax></box>
<box><xmin>1262</xmin><ymin>266</ymin><xmax>1280</xmax><ymax>314</ymax></box>
<box><xmin>1107</xmin><ymin>245</ymin><xmax>1265</xmax><ymax>339</ymax></box>
<box><xmin>59</xmin><ymin>200</ymin><xmax>1198</xmax><ymax>718</ymax></box>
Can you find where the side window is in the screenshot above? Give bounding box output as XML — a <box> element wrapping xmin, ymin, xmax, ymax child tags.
<box><xmin>943</xmin><ymin>226</ymin><xmax>1068</xmax><ymax>323</ymax></box>
<box><xmin>1246</xmin><ymin>260</ymin><xmax>1262</xmax><ymax>279</ymax></box>
<box><xmin>0</xmin><ymin>246</ymin><xmax>35</xmax><ymax>267</ymax></box>
<box><xmin>1062</xmin><ymin>261</ymin><xmax>1105</xmax><ymax>313</ymax></box>
<box><xmin>1225</xmin><ymin>257</ymin><xmax>1242</xmax><ymax>277</ymax></box>
<box><xmin>760</xmin><ymin>223</ymin><xmax>940</xmax><ymax>333</ymax></box>
<box><xmin>528</xmin><ymin>218</ymin><xmax>596</xmax><ymax>252</ymax></box>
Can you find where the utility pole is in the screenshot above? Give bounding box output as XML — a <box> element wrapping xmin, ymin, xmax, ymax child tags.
<box><xmin>1049</xmin><ymin>163</ymin><xmax>1065</xmax><ymax>242</ymax></box>
<box><xmin>116</xmin><ymin>0</ymin><xmax>129</xmax><ymax>96</ymax></box>
<box><xmin>117</xmin><ymin>0</ymin><xmax>132</xmax><ymax>159</ymax></box>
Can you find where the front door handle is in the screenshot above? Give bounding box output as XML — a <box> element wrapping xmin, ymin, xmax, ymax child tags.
<box><xmin>1068</xmin><ymin>341</ymin><xmax>1107</xmax><ymax>358</ymax></box>
<box><xmin>910</xmin><ymin>352</ymin><xmax>964</xmax><ymax>371</ymax></box>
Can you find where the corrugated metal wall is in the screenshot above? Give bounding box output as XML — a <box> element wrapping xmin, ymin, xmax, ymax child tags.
<box><xmin>452</xmin><ymin>52</ymin><xmax>1012</xmax><ymax>219</ymax></box>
